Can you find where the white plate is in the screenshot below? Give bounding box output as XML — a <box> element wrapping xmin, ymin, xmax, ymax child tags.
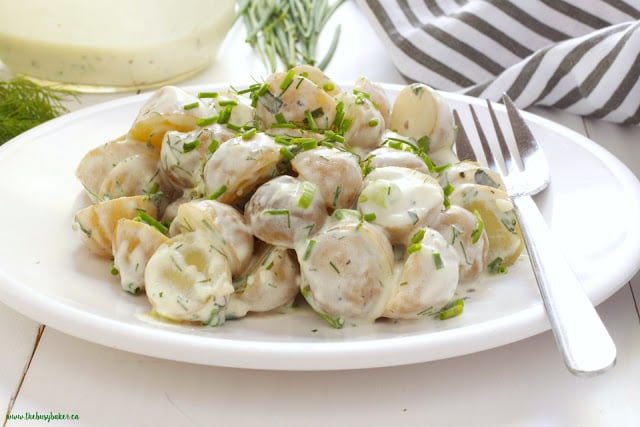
<box><xmin>0</xmin><ymin>85</ymin><xmax>639</xmax><ymax>371</ymax></box>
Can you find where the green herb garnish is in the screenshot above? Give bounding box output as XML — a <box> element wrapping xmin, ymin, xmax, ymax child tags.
<box><xmin>234</xmin><ymin>0</ymin><xmax>345</xmax><ymax>72</ymax></box>
<box><xmin>0</xmin><ymin>77</ymin><xmax>76</xmax><ymax>144</ymax></box>
<box><xmin>439</xmin><ymin>299</ymin><xmax>464</xmax><ymax>320</ymax></box>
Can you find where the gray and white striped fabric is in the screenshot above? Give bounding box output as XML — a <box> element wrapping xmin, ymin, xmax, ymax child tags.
<box><xmin>355</xmin><ymin>0</ymin><xmax>640</xmax><ymax>125</ymax></box>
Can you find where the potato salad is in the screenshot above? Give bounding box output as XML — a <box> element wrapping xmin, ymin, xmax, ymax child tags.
<box><xmin>72</xmin><ymin>65</ymin><xmax>524</xmax><ymax>328</ymax></box>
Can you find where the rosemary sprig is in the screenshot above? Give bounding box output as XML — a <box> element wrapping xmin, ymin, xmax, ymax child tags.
<box><xmin>0</xmin><ymin>77</ymin><xmax>76</xmax><ymax>144</ymax></box>
<box><xmin>235</xmin><ymin>0</ymin><xmax>346</xmax><ymax>72</ymax></box>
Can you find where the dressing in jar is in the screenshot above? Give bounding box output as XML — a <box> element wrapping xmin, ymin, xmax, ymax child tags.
<box><xmin>0</xmin><ymin>0</ymin><xmax>235</xmax><ymax>92</ymax></box>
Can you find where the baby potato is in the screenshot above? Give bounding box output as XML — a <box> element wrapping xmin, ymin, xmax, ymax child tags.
<box><xmin>160</xmin><ymin>126</ymin><xmax>234</xmax><ymax>193</ymax></box>
<box><xmin>256</xmin><ymin>71</ymin><xmax>337</xmax><ymax>130</ymax></box>
<box><xmin>72</xmin><ymin>195</ymin><xmax>158</xmax><ymax>258</ymax></box>
<box><xmin>245</xmin><ymin>175</ymin><xmax>328</xmax><ymax>248</ymax></box>
<box><xmin>145</xmin><ymin>231</ymin><xmax>234</xmax><ymax>326</ymax></box>
<box><xmin>439</xmin><ymin>160</ymin><xmax>506</xmax><ymax>191</ymax></box>
<box><xmin>289</xmin><ymin>64</ymin><xmax>341</xmax><ymax>95</ymax></box>
<box><xmin>228</xmin><ymin>245</ymin><xmax>300</xmax><ymax>318</ymax></box>
<box><xmin>112</xmin><ymin>218</ymin><xmax>169</xmax><ymax>294</ymax></box>
<box><xmin>169</xmin><ymin>199</ymin><xmax>254</xmax><ymax>276</ymax></box>
<box><xmin>203</xmin><ymin>132</ymin><xmax>284</xmax><ymax>205</ymax></box>
<box><xmin>291</xmin><ymin>146</ymin><xmax>363</xmax><ymax>210</ymax></box>
<box><xmin>383</xmin><ymin>227</ymin><xmax>460</xmax><ymax>319</ymax></box>
<box><xmin>128</xmin><ymin>86</ymin><xmax>216</xmax><ymax>150</ymax></box>
<box><xmin>98</xmin><ymin>152</ymin><xmax>170</xmax><ymax>203</ymax></box>
<box><xmin>296</xmin><ymin>211</ymin><xmax>396</xmax><ymax>326</ymax></box>
<box><xmin>335</xmin><ymin>90</ymin><xmax>385</xmax><ymax>155</ymax></box>
<box><xmin>353</xmin><ymin>75</ymin><xmax>391</xmax><ymax>125</ymax></box>
<box><xmin>357</xmin><ymin>166</ymin><xmax>444</xmax><ymax>244</ymax></box>
<box><xmin>432</xmin><ymin>205</ymin><xmax>489</xmax><ymax>282</ymax></box>
<box><xmin>76</xmin><ymin>135</ymin><xmax>158</xmax><ymax>203</ymax></box>
<box><xmin>368</xmin><ymin>145</ymin><xmax>430</xmax><ymax>174</ymax></box>
<box><xmin>448</xmin><ymin>183</ymin><xmax>524</xmax><ymax>267</ymax></box>
<box><xmin>389</xmin><ymin>83</ymin><xmax>457</xmax><ymax>165</ymax></box>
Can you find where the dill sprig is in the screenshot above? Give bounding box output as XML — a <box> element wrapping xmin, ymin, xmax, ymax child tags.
<box><xmin>0</xmin><ymin>77</ymin><xmax>76</xmax><ymax>144</ymax></box>
<box><xmin>235</xmin><ymin>0</ymin><xmax>345</xmax><ymax>72</ymax></box>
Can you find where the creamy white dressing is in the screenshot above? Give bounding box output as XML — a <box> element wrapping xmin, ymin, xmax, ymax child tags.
<box><xmin>0</xmin><ymin>0</ymin><xmax>234</xmax><ymax>90</ymax></box>
<box><xmin>71</xmin><ymin>66</ymin><xmax>524</xmax><ymax>329</ymax></box>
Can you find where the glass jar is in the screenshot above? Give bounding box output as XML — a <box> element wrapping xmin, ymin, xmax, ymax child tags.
<box><xmin>0</xmin><ymin>0</ymin><xmax>235</xmax><ymax>92</ymax></box>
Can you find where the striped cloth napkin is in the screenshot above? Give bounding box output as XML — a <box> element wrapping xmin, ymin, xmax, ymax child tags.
<box><xmin>355</xmin><ymin>0</ymin><xmax>640</xmax><ymax>125</ymax></box>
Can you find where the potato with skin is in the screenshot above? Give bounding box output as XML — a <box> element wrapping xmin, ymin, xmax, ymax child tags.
<box><xmin>245</xmin><ymin>175</ymin><xmax>327</xmax><ymax>249</ymax></box>
<box><xmin>98</xmin><ymin>152</ymin><xmax>171</xmax><ymax>204</ymax></box>
<box><xmin>357</xmin><ymin>166</ymin><xmax>444</xmax><ymax>244</ymax></box>
<box><xmin>291</xmin><ymin>146</ymin><xmax>363</xmax><ymax>210</ymax></box>
<box><xmin>227</xmin><ymin>245</ymin><xmax>300</xmax><ymax>318</ymax></box>
<box><xmin>160</xmin><ymin>125</ymin><xmax>234</xmax><ymax>194</ymax></box>
<box><xmin>76</xmin><ymin>135</ymin><xmax>158</xmax><ymax>202</ymax></box>
<box><xmin>448</xmin><ymin>183</ymin><xmax>524</xmax><ymax>267</ymax></box>
<box><xmin>432</xmin><ymin>205</ymin><xmax>489</xmax><ymax>282</ymax></box>
<box><xmin>256</xmin><ymin>71</ymin><xmax>337</xmax><ymax>130</ymax></box>
<box><xmin>353</xmin><ymin>75</ymin><xmax>391</xmax><ymax>124</ymax></box>
<box><xmin>128</xmin><ymin>85</ymin><xmax>216</xmax><ymax>151</ymax></box>
<box><xmin>389</xmin><ymin>83</ymin><xmax>457</xmax><ymax>165</ymax></box>
<box><xmin>439</xmin><ymin>160</ymin><xmax>506</xmax><ymax>191</ymax></box>
<box><xmin>335</xmin><ymin>90</ymin><xmax>385</xmax><ymax>155</ymax></box>
<box><xmin>289</xmin><ymin>64</ymin><xmax>341</xmax><ymax>96</ymax></box>
<box><xmin>145</xmin><ymin>231</ymin><xmax>234</xmax><ymax>326</ymax></box>
<box><xmin>72</xmin><ymin>195</ymin><xmax>158</xmax><ymax>258</ymax></box>
<box><xmin>202</xmin><ymin>132</ymin><xmax>284</xmax><ymax>205</ymax></box>
<box><xmin>169</xmin><ymin>199</ymin><xmax>254</xmax><ymax>277</ymax></box>
<box><xmin>296</xmin><ymin>210</ymin><xmax>396</xmax><ymax>326</ymax></box>
<box><xmin>384</xmin><ymin>227</ymin><xmax>460</xmax><ymax>319</ymax></box>
<box><xmin>368</xmin><ymin>145</ymin><xmax>430</xmax><ymax>175</ymax></box>
<box><xmin>112</xmin><ymin>219</ymin><xmax>169</xmax><ymax>294</ymax></box>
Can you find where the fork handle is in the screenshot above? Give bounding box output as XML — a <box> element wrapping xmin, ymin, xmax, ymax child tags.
<box><xmin>513</xmin><ymin>195</ymin><xmax>616</xmax><ymax>376</ymax></box>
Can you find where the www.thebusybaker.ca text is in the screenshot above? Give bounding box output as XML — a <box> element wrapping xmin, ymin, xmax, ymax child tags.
<box><xmin>6</xmin><ymin>411</ymin><xmax>79</xmax><ymax>422</ymax></box>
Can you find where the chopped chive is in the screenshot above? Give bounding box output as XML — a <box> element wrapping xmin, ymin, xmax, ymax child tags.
<box><xmin>303</xmin><ymin>239</ymin><xmax>316</xmax><ymax>261</ymax></box>
<box><xmin>196</xmin><ymin>116</ymin><xmax>218</xmax><ymax>127</ymax></box>
<box><xmin>218</xmin><ymin>99</ymin><xmax>238</xmax><ymax>107</ymax></box>
<box><xmin>304</xmin><ymin>109</ymin><xmax>318</xmax><ymax>131</ymax></box>
<box><xmin>280</xmin><ymin>146</ymin><xmax>295</xmax><ymax>160</ymax></box>
<box><xmin>198</xmin><ymin>91</ymin><xmax>219</xmax><ymax>98</ymax></box>
<box><xmin>323</xmin><ymin>82</ymin><xmax>335</xmax><ymax>92</ymax></box>
<box><xmin>368</xmin><ymin>118</ymin><xmax>379</xmax><ymax>127</ymax></box>
<box><xmin>332</xmin><ymin>185</ymin><xmax>342</xmax><ymax>207</ymax></box>
<box><xmin>183</xmin><ymin>102</ymin><xmax>200</xmax><ymax>110</ymax></box>
<box><xmin>208</xmin><ymin>185</ymin><xmax>227</xmax><ymax>200</ymax></box>
<box><xmin>270</xmin><ymin>122</ymin><xmax>297</xmax><ymax>129</ymax></box>
<box><xmin>208</xmin><ymin>139</ymin><xmax>220</xmax><ymax>153</ymax></box>
<box><xmin>471</xmin><ymin>209</ymin><xmax>485</xmax><ymax>244</ymax></box>
<box><xmin>242</xmin><ymin>128</ymin><xmax>257</xmax><ymax>140</ymax></box>
<box><xmin>217</xmin><ymin>105</ymin><xmax>233</xmax><ymax>124</ymax></box>
<box><xmin>275</xmin><ymin>111</ymin><xmax>287</xmax><ymax>123</ymax></box>
<box><xmin>432</xmin><ymin>252</ymin><xmax>444</xmax><ymax>269</ymax></box>
<box><xmin>489</xmin><ymin>257</ymin><xmax>507</xmax><ymax>274</ymax></box>
<box><xmin>263</xmin><ymin>209</ymin><xmax>291</xmax><ymax>228</ymax></box>
<box><xmin>280</xmin><ymin>69</ymin><xmax>296</xmax><ymax>92</ymax></box>
<box><xmin>134</xmin><ymin>210</ymin><xmax>169</xmax><ymax>235</ymax></box>
<box><xmin>407</xmin><ymin>243</ymin><xmax>422</xmax><ymax>254</ymax></box>
<box><xmin>439</xmin><ymin>299</ymin><xmax>464</xmax><ymax>320</ymax></box>
<box><xmin>182</xmin><ymin>140</ymin><xmax>200</xmax><ymax>153</ymax></box>
<box><xmin>411</xmin><ymin>229</ymin><xmax>425</xmax><ymax>244</ymax></box>
<box><xmin>329</xmin><ymin>260</ymin><xmax>340</xmax><ymax>274</ymax></box>
<box><xmin>363</xmin><ymin>212</ymin><xmax>376</xmax><ymax>222</ymax></box>
<box><xmin>110</xmin><ymin>261</ymin><xmax>119</xmax><ymax>276</ymax></box>
<box><xmin>297</xmin><ymin>181</ymin><xmax>316</xmax><ymax>209</ymax></box>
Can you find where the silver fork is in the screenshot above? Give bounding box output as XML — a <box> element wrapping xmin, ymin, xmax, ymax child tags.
<box><xmin>453</xmin><ymin>95</ymin><xmax>616</xmax><ymax>376</ymax></box>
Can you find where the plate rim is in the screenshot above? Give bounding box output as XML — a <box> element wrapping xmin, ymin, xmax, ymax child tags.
<box><xmin>0</xmin><ymin>83</ymin><xmax>639</xmax><ymax>370</ymax></box>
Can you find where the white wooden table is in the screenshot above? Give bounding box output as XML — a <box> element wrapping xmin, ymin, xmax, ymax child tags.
<box><xmin>2</xmin><ymin>3</ymin><xmax>639</xmax><ymax>426</ymax></box>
